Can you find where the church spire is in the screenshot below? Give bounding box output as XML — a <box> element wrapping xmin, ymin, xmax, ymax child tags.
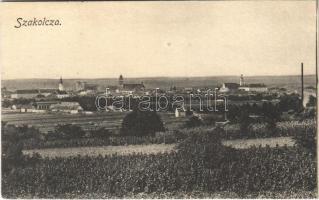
<box><xmin>58</xmin><ymin>76</ymin><xmax>64</xmax><ymax>91</ymax></box>
<box><xmin>119</xmin><ymin>74</ymin><xmax>124</xmax><ymax>86</ymax></box>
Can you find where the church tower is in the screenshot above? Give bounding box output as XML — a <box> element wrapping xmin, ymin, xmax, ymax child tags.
<box><xmin>239</xmin><ymin>74</ymin><xmax>245</xmax><ymax>86</ymax></box>
<box><xmin>58</xmin><ymin>77</ymin><xmax>65</xmax><ymax>91</ymax></box>
<box><xmin>119</xmin><ymin>74</ymin><xmax>124</xmax><ymax>87</ymax></box>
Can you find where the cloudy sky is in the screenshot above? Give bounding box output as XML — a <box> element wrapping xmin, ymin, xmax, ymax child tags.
<box><xmin>1</xmin><ymin>1</ymin><xmax>316</xmax><ymax>79</ymax></box>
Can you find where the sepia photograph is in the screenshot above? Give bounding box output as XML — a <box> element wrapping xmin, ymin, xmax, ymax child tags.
<box><xmin>0</xmin><ymin>1</ymin><xmax>318</xmax><ymax>198</ymax></box>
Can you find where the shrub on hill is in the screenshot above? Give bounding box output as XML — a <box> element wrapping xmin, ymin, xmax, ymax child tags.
<box><xmin>176</xmin><ymin>128</ymin><xmax>234</xmax><ymax>169</ymax></box>
<box><xmin>90</xmin><ymin>128</ymin><xmax>111</xmax><ymax>138</ymax></box>
<box><xmin>48</xmin><ymin>124</ymin><xmax>86</xmax><ymax>140</ymax></box>
<box><xmin>121</xmin><ymin>110</ymin><xmax>165</xmax><ymax>136</ymax></box>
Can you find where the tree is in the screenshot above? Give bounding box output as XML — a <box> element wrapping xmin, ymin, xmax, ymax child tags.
<box><xmin>185</xmin><ymin>116</ymin><xmax>203</xmax><ymax>128</ymax></box>
<box><xmin>306</xmin><ymin>95</ymin><xmax>316</xmax><ymax>107</ymax></box>
<box><xmin>63</xmin><ymin>96</ymin><xmax>97</xmax><ymax>111</ymax></box>
<box><xmin>238</xmin><ymin>110</ymin><xmax>250</xmax><ymax>137</ymax></box>
<box><xmin>227</xmin><ymin>105</ymin><xmax>240</xmax><ymax>122</ymax></box>
<box><xmin>2</xmin><ymin>100</ymin><xmax>12</xmax><ymax>108</ymax></box>
<box><xmin>121</xmin><ymin>110</ymin><xmax>165</xmax><ymax>136</ymax></box>
<box><xmin>90</xmin><ymin>128</ymin><xmax>111</xmax><ymax>138</ymax></box>
<box><xmin>176</xmin><ymin>128</ymin><xmax>233</xmax><ymax>170</ymax></box>
<box><xmin>1</xmin><ymin>122</ymin><xmax>26</xmax><ymax>172</ymax></box>
<box><xmin>294</xmin><ymin>126</ymin><xmax>316</xmax><ymax>156</ymax></box>
<box><xmin>278</xmin><ymin>94</ymin><xmax>302</xmax><ymax>112</ymax></box>
<box><xmin>54</xmin><ymin>124</ymin><xmax>86</xmax><ymax>139</ymax></box>
<box><xmin>262</xmin><ymin>102</ymin><xmax>280</xmax><ymax>137</ymax></box>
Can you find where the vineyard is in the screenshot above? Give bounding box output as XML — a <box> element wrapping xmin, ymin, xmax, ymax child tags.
<box><xmin>2</xmin><ymin>131</ymin><xmax>316</xmax><ymax>198</ymax></box>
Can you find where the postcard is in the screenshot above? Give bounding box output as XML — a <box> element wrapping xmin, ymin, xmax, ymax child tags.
<box><xmin>0</xmin><ymin>1</ymin><xmax>317</xmax><ymax>198</ymax></box>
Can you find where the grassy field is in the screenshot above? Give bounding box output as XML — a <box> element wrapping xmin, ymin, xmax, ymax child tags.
<box><xmin>2</xmin><ymin>111</ymin><xmax>187</xmax><ymax>133</ymax></box>
<box><xmin>23</xmin><ymin>144</ymin><xmax>176</xmax><ymax>158</ymax></box>
<box><xmin>222</xmin><ymin>136</ymin><xmax>295</xmax><ymax>149</ymax></box>
<box><xmin>23</xmin><ymin>137</ymin><xmax>295</xmax><ymax>158</ymax></box>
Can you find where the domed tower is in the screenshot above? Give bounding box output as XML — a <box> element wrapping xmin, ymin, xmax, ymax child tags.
<box><xmin>119</xmin><ymin>74</ymin><xmax>124</xmax><ymax>87</ymax></box>
<box><xmin>58</xmin><ymin>77</ymin><xmax>64</xmax><ymax>91</ymax></box>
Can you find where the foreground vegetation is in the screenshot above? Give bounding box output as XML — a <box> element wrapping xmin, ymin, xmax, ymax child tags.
<box><xmin>2</xmin><ymin>94</ymin><xmax>316</xmax><ymax>198</ymax></box>
<box><xmin>2</xmin><ymin>129</ymin><xmax>316</xmax><ymax>198</ymax></box>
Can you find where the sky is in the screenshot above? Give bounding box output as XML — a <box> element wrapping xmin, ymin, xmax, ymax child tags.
<box><xmin>0</xmin><ymin>1</ymin><xmax>317</xmax><ymax>79</ymax></box>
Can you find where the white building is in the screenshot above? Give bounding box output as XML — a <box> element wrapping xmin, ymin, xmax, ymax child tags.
<box><xmin>175</xmin><ymin>108</ymin><xmax>186</xmax><ymax>118</ymax></box>
<box><xmin>50</xmin><ymin>102</ymin><xmax>83</xmax><ymax>114</ymax></box>
<box><xmin>56</xmin><ymin>90</ymin><xmax>69</xmax><ymax>99</ymax></box>
<box><xmin>239</xmin><ymin>84</ymin><xmax>268</xmax><ymax>92</ymax></box>
<box><xmin>238</xmin><ymin>75</ymin><xmax>268</xmax><ymax>93</ymax></box>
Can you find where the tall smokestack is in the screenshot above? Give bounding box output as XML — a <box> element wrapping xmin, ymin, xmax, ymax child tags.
<box><xmin>301</xmin><ymin>62</ymin><xmax>304</xmax><ymax>106</ymax></box>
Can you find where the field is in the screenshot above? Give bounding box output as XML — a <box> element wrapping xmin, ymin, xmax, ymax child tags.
<box><xmin>22</xmin><ymin>137</ymin><xmax>296</xmax><ymax>158</ymax></box>
<box><xmin>222</xmin><ymin>136</ymin><xmax>295</xmax><ymax>149</ymax></box>
<box><xmin>2</xmin><ymin>111</ymin><xmax>187</xmax><ymax>133</ymax></box>
<box><xmin>23</xmin><ymin>144</ymin><xmax>176</xmax><ymax>158</ymax></box>
<box><xmin>3</xmin><ymin>140</ymin><xmax>316</xmax><ymax>198</ymax></box>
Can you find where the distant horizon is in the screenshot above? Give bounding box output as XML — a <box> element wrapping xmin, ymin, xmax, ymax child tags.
<box><xmin>1</xmin><ymin>73</ymin><xmax>317</xmax><ymax>81</ymax></box>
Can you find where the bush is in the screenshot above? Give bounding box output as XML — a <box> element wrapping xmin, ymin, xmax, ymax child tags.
<box><xmin>294</xmin><ymin>126</ymin><xmax>316</xmax><ymax>156</ymax></box>
<box><xmin>121</xmin><ymin>110</ymin><xmax>165</xmax><ymax>136</ymax></box>
<box><xmin>50</xmin><ymin>124</ymin><xmax>86</xmax><ymax>140</ymax></box>
<box><xmin>184</xmin><ymin>116</ymin><xmax>203</xmax><ymax>128</ymax></box>
<box><xmin>90</xmin><ymin>128</ymin><xmax>111</xmax><ymax>138</ymax></box>
<box><xmin>278</xmin><ymin>94</ymin><xmax>302</xmax><ymax>112</ymax></box>
<box><xmin>1</xmin><ymin>122</ymin><xmax>41</xmax><ymax>173</ymax></box>
<box><xmin>177</xmin><ymin>128</ymin><xmax>233</xmax><ymax>170</ymax></box>
<box><xmin>306</xmin><ymin>95</ymin><xmax>316</xmax><ymax>107</ymax></box>
<box><xmin>238</xmin><ymin>111</ymin><xmax>251</xmax><ymax>136</ymax></box>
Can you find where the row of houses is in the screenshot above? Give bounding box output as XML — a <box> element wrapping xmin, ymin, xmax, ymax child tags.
<box><xmin>10</xmin><ymin>89</ymin><xmax>69</xmax><ymax>99</ymax></box>
<box><xmin>219</xmin><ymin>83</ymin><xmax>268</xmax><ymax>93</ymax></box>
<box><xmin>13</xmin><ymin>101</ymin><xmax>83</xmax><ymax>114</ymax></box>
<box><xmin>219</xmin><ymin>74</ymin><xmax>268</xmax><ymax>93</ymax></box>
